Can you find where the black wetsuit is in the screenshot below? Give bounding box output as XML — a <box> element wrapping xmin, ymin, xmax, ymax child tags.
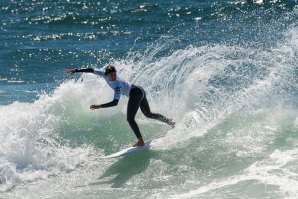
<box><xmin>127</xmin><ymin>85</ymin><xmax>172</xmax><ymax>138</ymax></box>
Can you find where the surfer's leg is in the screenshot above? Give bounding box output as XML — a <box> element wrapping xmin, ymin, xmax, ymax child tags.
<box><xmin>140</xmin><ymin>89</ymin><xmax>175</xmax><ymax>128</ymax></box>
<box><xmin>127</xmin><ymin>86</ymin><xmax>145</xmax><ymax>146</ymax></box>
<box><xmin>127</xmin><ymin>95</ymin><xmax>142</xmax><ymax>138</ymax></box>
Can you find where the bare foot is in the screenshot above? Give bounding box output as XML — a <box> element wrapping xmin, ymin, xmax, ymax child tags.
<box><xmin>169</xmin><ymin>120</ymin><xmax>176</xmax><ymax>128</ymax></box>
<box><xmin>133</xmin><ymin>139</ymin><xmax>145</xmax><ymax>147</ymax></box>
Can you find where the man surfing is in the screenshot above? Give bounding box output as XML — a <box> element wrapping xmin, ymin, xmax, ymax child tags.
<box><xmin>66</xmin><ymin>65</ymin><xmax>175</xmax><ymax>147</ymax></box>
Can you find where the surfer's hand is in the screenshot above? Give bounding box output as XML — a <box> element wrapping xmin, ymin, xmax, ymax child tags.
<box><xmin>90</xmin><ymin>104</ymin><xmax>101</xmax><ymax>110</ymax></box>
<box><xmin>66</xmin><ymin>69</ymin><xmax>76</xmax><ymax>74</ymax></box>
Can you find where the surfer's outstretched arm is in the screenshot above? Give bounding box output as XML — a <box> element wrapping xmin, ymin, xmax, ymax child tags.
<box><xmin>66</xmin><ymin>68</ymin><xmax>94</xmax><ymax>74</ymax></box>
<box><xmin>90</xmin><ymin>99</ymin><xmax>119</xmax><ymax>110</ymax></box>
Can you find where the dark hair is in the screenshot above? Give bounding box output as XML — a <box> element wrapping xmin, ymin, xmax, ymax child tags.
<box><xmin>105</xmin><ymin>65</ymin><xmax>117</xmax><ymax>75</ymax></box>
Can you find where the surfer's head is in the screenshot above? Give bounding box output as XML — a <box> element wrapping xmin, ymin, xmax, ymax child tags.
<box><xmin>105</xmin><ymin>65</ymin><xmax>117</xmax><ymax>81</ymax></box>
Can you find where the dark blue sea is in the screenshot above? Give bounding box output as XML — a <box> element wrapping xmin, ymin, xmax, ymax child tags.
<box><xmin>0</xmin><ymin>0</ymin><xmax>297</xmax><ymax>198</ymax></box>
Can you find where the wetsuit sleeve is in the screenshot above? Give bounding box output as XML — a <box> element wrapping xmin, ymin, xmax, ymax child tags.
<box><xmin>100</xmin><ymin>99</ymin><xmax>119</xmax><ymax>108</ymax></box>
<box><xmin>93</xmin><ymin>68</ymin><xmax>106</xmax><ymax>77</ymax></box>
<box><xmin>75</xmin><ymin>68</ymin><xmax>94</xmax><ymax>73</ymax></box>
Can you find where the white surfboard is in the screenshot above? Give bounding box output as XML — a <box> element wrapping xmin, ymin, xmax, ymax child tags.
<box><xmin>102</xmin><ymin>133</ymin><xmax>166</xmax><ymax>159</ymax></box>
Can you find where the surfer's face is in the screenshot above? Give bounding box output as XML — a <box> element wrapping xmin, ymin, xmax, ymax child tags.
<box><xmin>108</xmin><ymin>72</ymin><xmax>117</xmax><ymax>81</ymax></box>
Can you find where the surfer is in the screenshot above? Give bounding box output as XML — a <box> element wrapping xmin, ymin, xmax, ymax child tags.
<box><xmin>66</xmin><ymin>65</ymin><xmax>175</xmax><ymax>147</ymax></box>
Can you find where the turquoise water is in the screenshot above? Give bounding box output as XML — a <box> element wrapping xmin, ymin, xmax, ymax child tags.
<box><xmin>0</xmin><ymin>0</ymin><xmax>298</xmax><ymax>198</ymax></box>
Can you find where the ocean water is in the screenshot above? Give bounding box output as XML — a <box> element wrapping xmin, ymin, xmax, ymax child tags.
<box><xmin>0</xmin><ymin>0</ymin><xmax>297</xmax><ymax>198</ymax></box>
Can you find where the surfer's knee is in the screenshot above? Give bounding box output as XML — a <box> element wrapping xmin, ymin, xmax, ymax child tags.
<box><xmin>142</xmin><ymin>111</ymin><xmax>153</xmax><ymax>118</ymax></box>
<box><xmin>143</xmin><ymin>112</ymin><xmax>151</xmax><ymax>118</ymax></box>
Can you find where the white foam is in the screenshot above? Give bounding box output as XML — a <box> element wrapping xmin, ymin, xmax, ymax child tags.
<box><xmin>169</xmin><ymin>148</ymin><xmax>298</xmax><ymax>199</ymax></box>
<box><xmin>140</xmin><ymin>22</ymin><xmax>297</xmax><ymax>149</ymax></box>
<box><xmin>0</xmin><ymin>79</ymin><xmax>101</xmax><ymax>191</ymax></box>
